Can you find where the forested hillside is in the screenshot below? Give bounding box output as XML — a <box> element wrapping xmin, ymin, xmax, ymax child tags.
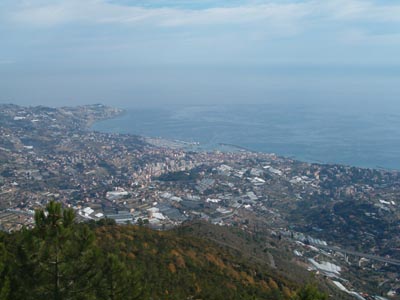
<box><xmin>0</xmin><ymin>202</ymin><xmax>328</xmax><ymax>300</ymax></box>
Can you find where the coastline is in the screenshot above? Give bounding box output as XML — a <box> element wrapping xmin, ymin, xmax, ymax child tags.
<box><xmin>84</xmin><ymin>105</ymin><xmax>126</xmax><ymax>129</ymax></box>
<box><xmin>90</xmin><ymin>105</ymin><xmax>400</xmax><ymax>173</ymax></box>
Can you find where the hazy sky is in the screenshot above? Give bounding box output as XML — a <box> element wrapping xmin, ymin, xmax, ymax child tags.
<box><xmin>1</xmin><ymin>0</ymin><xmax>400</xmax><ymax>107</ymax></box>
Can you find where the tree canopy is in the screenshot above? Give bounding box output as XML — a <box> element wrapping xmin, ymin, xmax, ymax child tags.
<box><xmin>0</xmin><ymin>201</ymin><xmax>329</xmax><ymax>300</ymax></box>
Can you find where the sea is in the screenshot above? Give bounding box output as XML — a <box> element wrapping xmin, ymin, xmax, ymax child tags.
<box><xmin>92</xmin><ymin>100</ymin><xmax>400</xmax><ymax>171</ymax></box>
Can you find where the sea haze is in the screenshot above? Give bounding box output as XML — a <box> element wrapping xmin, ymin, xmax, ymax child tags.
<box><xmin>93</xmin><ymin>100</ymin><xmax>400</xmax><ymax>170</ymax></box>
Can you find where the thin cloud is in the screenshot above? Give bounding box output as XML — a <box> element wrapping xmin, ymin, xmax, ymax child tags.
<box><xmin>8</xmin><ymin>0</ymin><xmax>309</xmax><ymax>28</ymax></box>
<box><xmin>8</xmin><ymin>0</ymin><xmax>400</xmax><ymax>28</ymax></box>
<box><xmin>319</xmin><ymin>0</ymin><xmax>400</xmax><ymax>22</ymax></box>
<box><xmin>2</xmin><ymin>0</ymin><xmax>400</xmax><ymax>66</ymax></box>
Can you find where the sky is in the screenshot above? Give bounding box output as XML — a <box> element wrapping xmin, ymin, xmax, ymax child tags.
<box><xmin>0</xmin><ymin>0</ymin><xmax>400</xmax><ymax>107</ymax></box>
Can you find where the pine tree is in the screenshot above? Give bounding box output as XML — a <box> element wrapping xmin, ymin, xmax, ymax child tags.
<box><xmin>30</xmin><ymin>201</ymin><xmax>101</xmax><ymax>300</ymax></box>
<box><xmin>0</xmin><ymin>242</ymin><xmax>10</xmax><ymax>300</ymax></box>
<box><xmin>96</xmin><ymin>253</ymin><xmax>142</xmax><ymax>300</ymax></box>
<box><xmin>292</xmin><ymin>284</ymin><xmax>328</xmax><ymax>300</ymax></box>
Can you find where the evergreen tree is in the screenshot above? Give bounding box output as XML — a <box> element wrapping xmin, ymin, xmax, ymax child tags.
<box><xmin>0</xmin><ymin>242</ymin><xmax>10</xmax><ymax>300</ymax></box>
<box><xmin>30</xmin><ymin>201</ymin><xmax>100</xmax><ymax>300</ymax></box>
<box><xmin>96</xmin><ymin>253</ymin><xmax>142</xmax><ymax>300</ymax></box>
<box><xmin>292</xmin><ymin>284</ymin><xmax>328</xmax><ymax>300</ymax></box>
<box><xmin>0</xmin><ymin>207</ymin><xmax>331</xmax><ymax>300</ymax></box>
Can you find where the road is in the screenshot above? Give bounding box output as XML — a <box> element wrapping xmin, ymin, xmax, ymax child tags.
<box><xmin>315</xmin><ymin>244</ymin><xmax>400</xmax><ymax>266</ymax></box>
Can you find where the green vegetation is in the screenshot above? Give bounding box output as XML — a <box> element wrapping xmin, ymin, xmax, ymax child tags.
<box><xmin>0</xmin><ymin>202</ymin><xmax>328</xmax><ymax>300</ymax></box>
<box><xmin>293</xmin><ymin>285</ymin><xmax>328</xmax><ymax>300</ymax></box>
<box><xmin>158</xmin><ymin>169</ymin><xmax>200</xmax><ymax>182</ymax></box>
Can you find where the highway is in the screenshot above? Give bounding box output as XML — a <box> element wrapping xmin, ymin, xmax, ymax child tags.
<box><xmin>315</xmin><ymin>244</ymin><xmax>400</xmax><ymax>267</ymax></box>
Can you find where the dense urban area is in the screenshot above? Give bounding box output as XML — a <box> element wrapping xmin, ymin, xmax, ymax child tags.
<box><xmin>0</xmin><ymin>104</ymin><xmax>399</xmax><ymax>300</ymax></box>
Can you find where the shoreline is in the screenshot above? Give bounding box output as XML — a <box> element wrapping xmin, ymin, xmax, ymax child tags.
<box><xmin>90</xmin><ymin>106</ymin><xmax>399</xmax><ymax>173</ymax></box>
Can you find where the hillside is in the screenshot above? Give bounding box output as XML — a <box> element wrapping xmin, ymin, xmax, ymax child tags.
<box><xmin>0</xmin><ymin>201</ymin><xmax>332</xmax><ymax>300</ymax></box>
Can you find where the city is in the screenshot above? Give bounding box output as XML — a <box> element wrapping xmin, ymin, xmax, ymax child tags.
<box><xmin>0</xmin><ymin>104</ymin><xmax>399</xmax><ymax>299</ymax></box>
